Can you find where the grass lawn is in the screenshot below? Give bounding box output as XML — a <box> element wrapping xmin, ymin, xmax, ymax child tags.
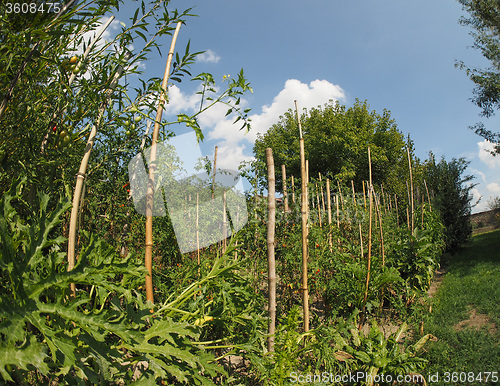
<box><xmin>422</xmin><ymin>229</ymin><xmax>500</xmax><ymax>384</ymax></box>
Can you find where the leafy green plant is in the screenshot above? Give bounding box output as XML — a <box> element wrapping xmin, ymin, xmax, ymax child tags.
<box><xmin>0</xmin><ymin>179</ymin><xmax>224</xmax><ymax>384</ymax></box>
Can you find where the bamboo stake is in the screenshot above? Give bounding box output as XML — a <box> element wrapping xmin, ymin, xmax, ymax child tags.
<box><xmin>326</xmin><ymin>179</ymin><xmax>332</xmax><ymax>250</ymax></box>
<box><xmin>374</xmin><ymin>190</ymin><xmax>385</xmax><ymax>266</ymax></box>
<box><xmin>316</xmin><ymin>183</ymin><xmax>322</xmax><ymax>227</ymax></box>
<box><xmin>212</xmin><ymin>145</ymin><xmax>218</xmax><ymax>200</ymax></box>
<box><xmin>222</xmin><ymin>190</ymin><xmax>227</xmax><ymax>254</ymax></box>
<box><xmin>336</xmin><ymin>194</ymin><xmax>340</xmax><ymax>227</ymax></box>
<box><xmin>407</xmin><ymin>147</ymin><xmax>414</xmax><ymax>233</ymax></box>
<box><xmin>395</xmin><ymin>194</ymin><xmax>400</xmax><ymax>227</ymax></box>
<box><xmin>266</xmin><ymin>148</ymin><xmax>276</xmax><ymax>352</ymax></box>
<box><xmin>144</xmin><ymin>22</ymin><xmax>182</xmax><ymax>304</ymax></box>
<box><xmin>291</xmin><ymin>175</ymin><xmax>296</xmax><ymax>204</ymax></box>
<box><xmin>319</xmin><ymin>173</ymin><xmax>326</xmax><ymax>213</ymax></box>
<box><xmin>352</xmin><ymin>181</ymin><xmax>364</xmax><ymax>260</ymax></box>
<box><xmin>424</xmin><ymin>179</ymin><xmax>432</xmax><ymax>212</ymax></box>
<box><xmin>337</xmin><ymin>180</ymin><xmax>345</xmax><ymax>213</ymax></box>
<box><xmin>196</xmin><ymin>193</ymin><xmax>200</xmax><ymax>267</ymax></box>
<box><xmin>282</xmin><ymin>164</ymin><xmax>289</xmax><ymax>213</ymax></box>
<box><xmin>295</xmin><ymin>100</ymin><xmax>309</xmax><ymax>332</ymax></box>
<box><xmin>363</xmin><ymin>147</ymin><xmax>373</xmax><ymax>305</ymax></box>
<box><xmin>362</xmin><ymin>181</ymin><xmax>367</xmax><ymax>208</ymax></box>
<box><xmin>67</xmin><ymin>52</ymin><xmax>130</xmax><ymax>295</ymax></box>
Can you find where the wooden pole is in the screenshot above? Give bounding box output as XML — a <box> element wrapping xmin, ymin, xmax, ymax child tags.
<box><xmin>67</xmin><ymin>53</ymin><xmax>130</xmax><ymax>295</ymax></box>
<box><xmin>352</xmin><ymin>181</ymin><xmax>364</xmax><ymax>260</ymax></box>
<box><xmin>374</xmin><ymin>190</ymin><xmax>385</xmax><ymax>266</ymax></box>
<box><xmin>144</xmin><ymin>22</ymin><xmax>182</xmax><ymax>304</ymax></box>
<box><xmin>196</xmin><ymin>193</ymin><xmax>200</xmax><ymax>267</ymax></box>
<box><xmin>291</xmin><ymin>175</ymin><xmax>296</xmax><ymax>204</ymax></box>
<box><xmin>282</xmin><ymin>164</ymin><xmax>289</xmax><ymax>213</ymax></box>
<box><xmin>295</xmin><ymin>100</ymin><xmax>309</xmax><ymax>332</ymax></box>
<box><xmin>266</xmin><ymin>148</ymin><xmax>276</xmax><ymax>352</ymax></box>
<box><xmin>327</xmin><ymin>179</ymin><xmax>332</xmax><ymax>250</ymax></box>
<box><xmin>212</xmin><ymin>145</ymin><xmax>218</xmax><ymax>200</ymax></box>
<box><xmin>424</xmin><ymin>179</ymin><xmax>432</xmax><ymax>212</ymax></box>
<box><xmin>407</xmin><ymin>147</ymin><xmax>414</xmax><ymax>233</ymax></box>
<box><xmin>363</xmin><ymin>147</ymin><xmax>373</xmax><ymax>305</ymax></box>
<box><xmin>316</xmin><ymin>183</ymin><xmax>322</xmax><ymax>227</ymax></box>
<box><xmin>395</xmin><ymin>194</ymin><xmax>400</xmax><ymax>227</ymax></box>
<box><xmin>222</xmin><ymin>190</ymin><xmax>227</xmax><ymax>254</ymax></box>
<box><xmin>319</xmin><ymin>173</ymin><xmax>326</xmax><ymax>213</ymax></box>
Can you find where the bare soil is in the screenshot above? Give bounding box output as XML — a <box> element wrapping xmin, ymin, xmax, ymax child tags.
<box><xmin>454</xmin><ymin>307</ymin><xmax>498</xmax><ymax>335</ymax></box>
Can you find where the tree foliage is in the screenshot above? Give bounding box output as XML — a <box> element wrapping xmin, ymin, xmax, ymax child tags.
<box><xmin>253</xmin><ymin>99</ymin><xmax>417</xmax><ymax>197</ymax></box>
<box><xmin>456</xmin><ymin>0</ymin><xmax>500</xmax><ymax>152</ymax></box>
<box><xmin>424</xmin><ymin>154</ymin><xmax>475</xmax><ymax>252</ymax></box>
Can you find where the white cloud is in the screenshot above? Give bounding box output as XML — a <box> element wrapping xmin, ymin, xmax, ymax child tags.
<box><xmin>163</xmin><ymin>79</ymin><xmax>345</xmax><ymax>171</ymax></box>
<box><xmin>163</xmin><ymin>84</ymin><xmax>202</xmax><ymax>115</ymax></box>
<box><xmin>478</xmin><ymin>140</ymin><xmax>500</xmax><ymax>169</ymax></box>
<box><xmin>204</xmin><ymin>79</ymin><xmax>345</xmax><ymax>167</ymax></box>
<box><xmin>486</xmin><ymin>182</ymin><xmax>500</xmax><ymax>197</ymax></box>
<box><xmin>198</xmin><ymin>49</ymin><xmax>221</xmax><ymax>64</ymax></box>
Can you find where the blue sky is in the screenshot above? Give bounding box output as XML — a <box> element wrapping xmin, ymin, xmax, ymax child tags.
<box><xmin>103</xmin><ymin>0</ymin><xmax>500</xmax><ymax>213</ymax></box>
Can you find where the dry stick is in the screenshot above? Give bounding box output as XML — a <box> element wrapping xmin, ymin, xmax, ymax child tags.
<box><xmin>0</xmin><ymin>0</ymin><xmax>77</xmax><ymax>121</ymax></box>
<box><xmin>295</xmin><ymin>100</ymin><xmax>309</xmax><ymax>332</ymax></box>
<box><xmin>144</xmin><ymin>21</ymin><xmax>182</xmax><ymax>304</ymax></box>
<box><xmin>222</xmin><ymin>190</ymin><xmax>227</xmax><ymax>254</ymax></box>
<box><xmin>363</xmin><ymin>147</ymin><xmax>373</xmax><ymax>305</ymax></box>
<box><xmin>407</xmin><ymin>147</ymin><xmax>415</xmax><ymax>233</ymax></box>
<box><xmin>326</xmin><ymin>179</ymin><xmax>333</xmax><ymax>250</ymax></box>
<box><xmin>316</xmin><ymin>183</ymin><xmax>322</xmax><ymax>227</ymax></box>
<box><xmin>212</xmin><ymin>145</ymin><xmax>218</xmax><ymax>200</ymax></box>
<box><xmin>381</xmin><ymin>184</ymin><xmax>387</xmax><ymax>214</ymax></box>
<box><xmin>352</xmin><ymin>181</ymin><xmax>364</xmax><ymax>259</ymax></box>
<box><xmin>395</xmin><ymin>195</ymin><xmax>400</xmax><ymax>227</ymax></box>
<box><xmin>336</xmin><ymin>194</ymin><xmax>340</xmax><ymax>227</ymax></box>
<box><xmin>424</xmin><ymin>179</ymin><xmax>432</xmax><ymax>212</ymax></box>
<box><xmin>41</xmin><ymin>16</ymin><xmax>115</xmax><ymax>152</ymax></box>
<box><xmin>406</xmin><ymin>181</ymin><xmax>411</xmax><ymax>230</ymax></box>
<box><xmin>421</xmin><ymin>195</ymin><xmax>425</xmax><ymax>228</ymax></box>
<box><xmin>196</xmin><ymin>193</ymin><xmax>200</xmax><ymax>267</ymax></box>
<box><xmin>266</xmin><ymin>148</ymin><xmax>277</xmax><ymax>352</ymax></box>
<box><xmin>67</xmin><ymin>53</ymin><xmax>130</xmax><ymax>295</ymax></box>
<box><xmin>337</xmin><ymin>180</ymin><xmax>345</xmax><ymax>213</ymax></box>
<box><xmin>373</xmin><ymin>189</ymin><xmax>385</xmax><ymax>266</ymax></box>
<box><xmin>319</xmin><ymin>173</ymin><xmax>326</xmax><ymax>213</ymax></box>
<box><xmin>362</xmin><ymin>180</ymin><xmax>367</xmax><ymax>209</ymax></box>
<box><xmin>282</xmin><ymin>164</ymin><xmax>289</xmax><ymax>213</ymax></box>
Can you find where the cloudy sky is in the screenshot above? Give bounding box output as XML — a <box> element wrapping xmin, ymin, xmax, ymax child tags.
<box><xmin>103</xmin><ymin>0</ymin><xmax>500</xmax><ymax>213</ymax></box>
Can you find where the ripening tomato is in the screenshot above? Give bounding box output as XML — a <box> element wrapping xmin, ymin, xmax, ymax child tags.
<box><xmin>70</xmin><ymin>55</ymin><xmax>78</xmax><ymax>64</ymax></box>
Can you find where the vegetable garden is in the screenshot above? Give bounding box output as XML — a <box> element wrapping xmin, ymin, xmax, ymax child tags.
<box><xmin>0</xmin><ymin>1</ymin><xmax>476</xmax><ymax>384</ymax></box>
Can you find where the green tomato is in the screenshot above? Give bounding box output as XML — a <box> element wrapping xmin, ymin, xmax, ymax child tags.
<box><xmin>125</xmin><ymin>130</ymin><xmax>131</xmax><ymax>136</ymax></box>
<box><xmin>134</xmin><ymin>115</ymin><xmax>142</xmax><ymax>123</ymax></box>
<box><xmin>124</xmin><ymin>120</ymin><xmax>130</xmax><ymax>127</ymax></box>
<box><xmin>63</xmin><ymin>135</ymin><xmax>71</xmax><ymax>144</ymax></box>
<box><xmin>59</xmin><ymin>130</ymin><xmax>68</xmax><ymax>139</ymax></box>
<box><xmin>131</xmin><ymin>123</ymin><xmax>136</xmax><ymax>130</ymax></box>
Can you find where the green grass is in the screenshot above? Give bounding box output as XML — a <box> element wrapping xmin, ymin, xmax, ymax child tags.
<box><xmin>422</xmin><ymin>229</ymin><xmax>500</xmax><ymax>384</ymax></box>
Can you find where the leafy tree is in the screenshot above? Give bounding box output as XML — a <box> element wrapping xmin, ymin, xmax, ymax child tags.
<box><xmin>456</xmin><ymin>0</ymin><xmax>500</xmax><ymax>153</ymax></box>
<box><xmin>253</xmin><ymin>99</ymin><xmax>417</xmax><ymax>196</ymax></box>
<box><xmin>424</xmin><ymin>153</ymin><xmax>475</xmax><ymax>252</ymax></box>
